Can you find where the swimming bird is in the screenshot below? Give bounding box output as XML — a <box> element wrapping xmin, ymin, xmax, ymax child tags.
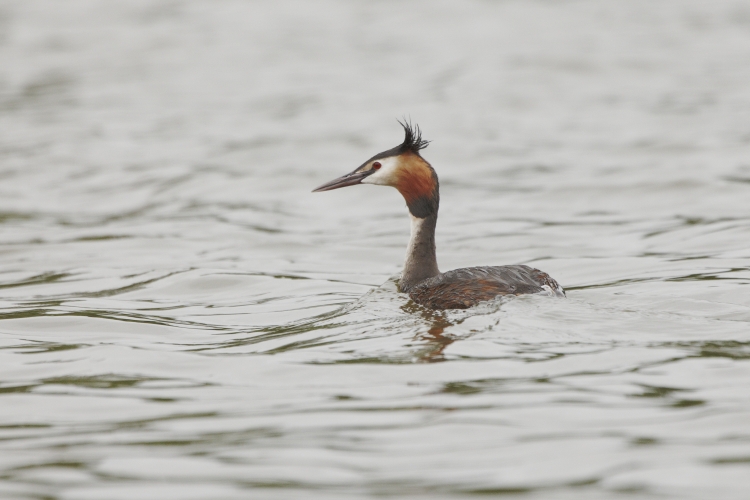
<box><xmin>313</xmin><ymin>122</ymin><xmax>564</xmax><ymax>310</ymax></box>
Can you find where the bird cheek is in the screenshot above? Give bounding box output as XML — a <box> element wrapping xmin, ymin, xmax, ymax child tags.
<box><xmin>362</xmin><ymin>176</ymin><xmax>382</xmax><ymax>186</ymax></box>
<box><xmin>362</xmin><ymin>170</ymin><xmax>391</xmax><ymax>186</ymax></box>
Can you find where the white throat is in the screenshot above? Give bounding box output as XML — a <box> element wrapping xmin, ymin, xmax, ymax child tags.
<box><xmin>405</xmin><ymin>214</ymin><xmax>424</xmax><ymax>264</ymax></box>
<box><xmin>400</xmin><ymin>213</ymin><xmax>440</xmax><ymax>291</ymax></box>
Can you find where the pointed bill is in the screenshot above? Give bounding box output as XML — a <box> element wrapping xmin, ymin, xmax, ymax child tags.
<box><xmin>312</xmin><ymin>169</ymin><xmax>373</xmax><ymax>192</ymax></box>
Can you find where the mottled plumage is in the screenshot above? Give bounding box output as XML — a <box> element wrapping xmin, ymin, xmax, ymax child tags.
<box><xmin>405</xmin><ymin>265</ymin><xmax>564</xmax><ymax>310</ymax></box>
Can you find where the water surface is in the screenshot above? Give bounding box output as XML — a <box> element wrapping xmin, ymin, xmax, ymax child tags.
<box><xmin>1</xmin><ymin>1</ymin><xmax>750</xmax><ymax>499</ymax></box>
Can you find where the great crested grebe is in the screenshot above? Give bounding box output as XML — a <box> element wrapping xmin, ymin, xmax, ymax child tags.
<box><xmin>313</xmin><ymin>122</ymin><xmax>565</xmax><ymax>310</ymax></box>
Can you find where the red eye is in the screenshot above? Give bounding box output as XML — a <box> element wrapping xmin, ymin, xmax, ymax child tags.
<box><xmin>372</xmin><ymin>162</ymin><xmax>381</xmax><ymax>170</ymax></box>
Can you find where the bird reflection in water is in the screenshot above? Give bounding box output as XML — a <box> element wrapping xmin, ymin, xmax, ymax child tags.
<box><xmin>401</xmin><ymin>301</ymin><xmax>457</xmax><ymax>362</ymax></box>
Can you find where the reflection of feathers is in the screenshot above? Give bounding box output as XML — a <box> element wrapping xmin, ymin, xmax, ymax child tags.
<box><xmin>405</xmin><ymin>265</ymin><xmax>565</xmax><ymax>310</ymax></box>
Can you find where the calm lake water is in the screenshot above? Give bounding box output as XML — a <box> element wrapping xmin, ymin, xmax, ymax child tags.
<box><xmin>1</xmin><ymin>1</ymin><xmax>750</xmax><ymax>499</ymax></box>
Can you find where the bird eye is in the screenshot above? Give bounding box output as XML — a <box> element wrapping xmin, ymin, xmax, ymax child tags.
<box><xmin>372</xmin><ymin>162</ymin><xmax>381</xmax><ymax>170</ymax></box>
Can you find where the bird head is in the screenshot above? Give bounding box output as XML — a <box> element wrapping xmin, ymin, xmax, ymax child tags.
<box><xmin>313</xmin><ymin>121</ymin><xmax>439</xmax><ymax>218</ymax></box>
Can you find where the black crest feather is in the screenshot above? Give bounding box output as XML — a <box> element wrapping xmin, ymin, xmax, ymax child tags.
<box><xmin>398</xmin><ymin>120</ymin><xmax>430</xmax><ymax>155</ymax></box>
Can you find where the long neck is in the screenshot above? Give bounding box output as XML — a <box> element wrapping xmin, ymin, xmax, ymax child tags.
<box><xmin>400</xmin><ymin>212</ymin><xmax>440</xmax><ymax>292</ymax></box>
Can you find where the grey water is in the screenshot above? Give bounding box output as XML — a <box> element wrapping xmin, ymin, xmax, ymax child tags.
<box><xmin>1</xmin><ymin>1</ymin><xmax>750</xmax><ymax>498</ymax></box>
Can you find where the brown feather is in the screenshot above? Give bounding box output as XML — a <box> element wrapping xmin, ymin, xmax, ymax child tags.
<box><xmin>395</xmin><ymin>154</ymin><xmax>439</xmax><ymax>218</ymax></box>
<box><xmin>407</xmin><ymin>265</ymin><xmax>564</xmax><ymax>310</ymax></box>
